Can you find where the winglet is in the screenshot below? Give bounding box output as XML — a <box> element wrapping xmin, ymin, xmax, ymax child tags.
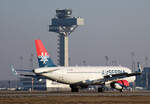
<box><xmin>137</xmin><ymin>62</ymin><xmax>142</xmax><ymax>73</ymax></box>
<box><xmin>10</xmin><ymin>65</ymin><xmax>18</xmax><ymax>76</ymax></box>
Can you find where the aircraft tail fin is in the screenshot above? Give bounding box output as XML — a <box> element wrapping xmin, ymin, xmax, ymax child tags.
<box><xmin>35</xmin><ymin>40</ymin><xmax>56</xmax><ymax>67</ymax></box>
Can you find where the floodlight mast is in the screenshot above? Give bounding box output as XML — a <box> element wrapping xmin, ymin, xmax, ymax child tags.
<box><xmin>49</xmin><ymin>9</ymin><xmax>84</xmax><ymax>66</ymax></box>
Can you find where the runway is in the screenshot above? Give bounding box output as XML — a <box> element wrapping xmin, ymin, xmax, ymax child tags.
<box><xmin>1</xmin><ymin>91</ymin><xmax>150</xmax><ymax>97</ymax></box>
<box><xmin>1</xmin><ymin>91</ymin><xmax>150</xmax><ymax>104</ymax></box>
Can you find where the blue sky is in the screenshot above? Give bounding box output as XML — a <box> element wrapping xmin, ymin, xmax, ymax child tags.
<box><xmin>0</xmin><ymin>0</ymin><xmax>150</xmax><ymax>80</ymax></box>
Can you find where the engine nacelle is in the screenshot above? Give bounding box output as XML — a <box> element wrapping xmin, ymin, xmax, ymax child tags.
<box><xmin>35</xmin><ymin>78</ymin><xmax>43</xmax><ymax>82</ymax></box>
<box><xmin>38</xmin><ymin>79</ymin><xmax>43</xmax><ymax>82</ymax></box>
<box><xmin>110</xmin><ymin>80</ymin><xmax>129</xmax><ymax>90</ymax></box>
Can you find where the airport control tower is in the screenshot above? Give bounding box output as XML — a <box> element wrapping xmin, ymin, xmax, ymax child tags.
<box><xmin>49</xmin><ymin>9</ymin><xmax>84</xmax><ymax>66</ymax></box>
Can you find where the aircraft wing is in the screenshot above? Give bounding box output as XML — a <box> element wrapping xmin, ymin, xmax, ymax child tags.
<box><xmin>73</xmin><ymin>71</ymin><xmax>142</xmax><ymax>87</ymax></box>
<box><xmin>10</xmin><ymin>65</ymin><xmax>44</xmax><ymax>79</ymax></box>
<box><xmin>103</xmin><ymin>64</ymin><xmax>142</xmax><ymax>82</ymax></box>
<box><xmin>18</xmin><ymin>73</ymin><xmax>37</xmax><ymax>77</ymax></box>
<box><xmin>11</xmin><ymin>65</ymin><xmax>33</xmax><ymax>75</ymax></box>
<box><xmin>103</xmin><ymin>71</ymin><xmax>141</xmax><ymax>82</ymax></box>
<box><xmin>76</xmin><ymin>64</ymin><xmax>143</xmax><ymax>86</ymax></box>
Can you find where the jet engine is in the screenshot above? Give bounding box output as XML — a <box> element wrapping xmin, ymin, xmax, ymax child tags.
<box><xmin>110</xmin><ymin>80</ymin><xmax>129</xmax><ymax>91</ymax></box>
<box><xmin>38</xmin><ymin>79</ymin><xmax>43</xmax><ymax>82</ymax></box>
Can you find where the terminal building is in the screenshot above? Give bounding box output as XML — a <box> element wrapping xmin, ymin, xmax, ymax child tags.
<box><xmin>19</xmin><ymin>77</ymin><xmax>70</xmax><ymax>91</ymax></box>
<box><xmin>19</xmin><ymin>78</ymin><xmax>46</xmax><ymax>90</ymax></box>
<box><xmin>136</xmin><ymin>67</ymin><xmax>150</xmax><ymax>90</ymax></box>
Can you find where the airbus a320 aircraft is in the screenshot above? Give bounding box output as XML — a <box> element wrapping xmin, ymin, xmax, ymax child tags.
<box><xmin>11</xmin><ymin>40</ymin><xmax>142</xmax><ymax>92</ymax></box>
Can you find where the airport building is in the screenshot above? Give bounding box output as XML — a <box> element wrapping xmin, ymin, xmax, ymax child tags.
<box><xmin>136</xmin><ymin>67</ymin><xmax>150</xmax><ymax>90</ymax></box>
<box><xmin>0</xmin><ymin>80</ymin><xmax>18</xmax><ymax>90</ymax></box>
<box><xmin>49</xmin><ymin>9</ymin><xmax>84</xmax><ymax>66</ymax></box>
<box><xmin>19</xmin><ymin>78</ymin><xmax>46</xmax><ymax>90</ymax></box>
<box><xmin>19</xmin><ymin>77</ymin><xmax>70</xmax><ymax>91</ymax></box>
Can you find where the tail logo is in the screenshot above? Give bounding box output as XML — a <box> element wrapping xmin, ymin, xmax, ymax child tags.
<box><xmin>38</xmin><ymin>52</ymin><xmax>50</xmax><ymax>64</ymax></box>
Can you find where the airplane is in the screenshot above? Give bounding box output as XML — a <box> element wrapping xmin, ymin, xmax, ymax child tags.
<box><xmin>11</xmin><ymin>39</ymin><xmax>142</xmax><ymax>92</ymax></box>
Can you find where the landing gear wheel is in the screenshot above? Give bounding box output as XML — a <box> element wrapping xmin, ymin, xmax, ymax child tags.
<box><xmin>98</xmin><ymin>87</ymin><xmax>105</xmax><ymax>92</ymax></box>
<box><xmin>71</xmin><ymin>88</ymin><xmax>79</xmax><ymax>92</ymax></box>
<box><xmin>119</xmin><ymin>89</ymin><xmax>123</xmax><ymax>92</ymax></box>
<box><xmin>70</xmin><ymin>84</ymin><xmax>79</xmax><ymax>92</ymax></box>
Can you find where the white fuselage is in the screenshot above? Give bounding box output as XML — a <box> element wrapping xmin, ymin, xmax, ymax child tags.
<box><xmin>34</xmin><ymin>66</ymin><xmax>136</xmax><ymax>86</ymax></box>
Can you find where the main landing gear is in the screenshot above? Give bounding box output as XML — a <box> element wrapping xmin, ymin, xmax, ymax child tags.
<box><xmin>71</xmin><ymin>88</ymin><xmax>79</xmax><ymax>92</ymax></box>
<box><xmin>70</xmin><ymin>84</ymin><xmax>79</xmax><ymax>92</ymax></box>
<box><xmin>98</xmin><ymin>87</ymin><xmax>105</xmax><ymax>92</ymax></box>
<box><xmin>70</xmin><ymin>84</ymin><xmax>106</xmax><ymax>93</ymax></box>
